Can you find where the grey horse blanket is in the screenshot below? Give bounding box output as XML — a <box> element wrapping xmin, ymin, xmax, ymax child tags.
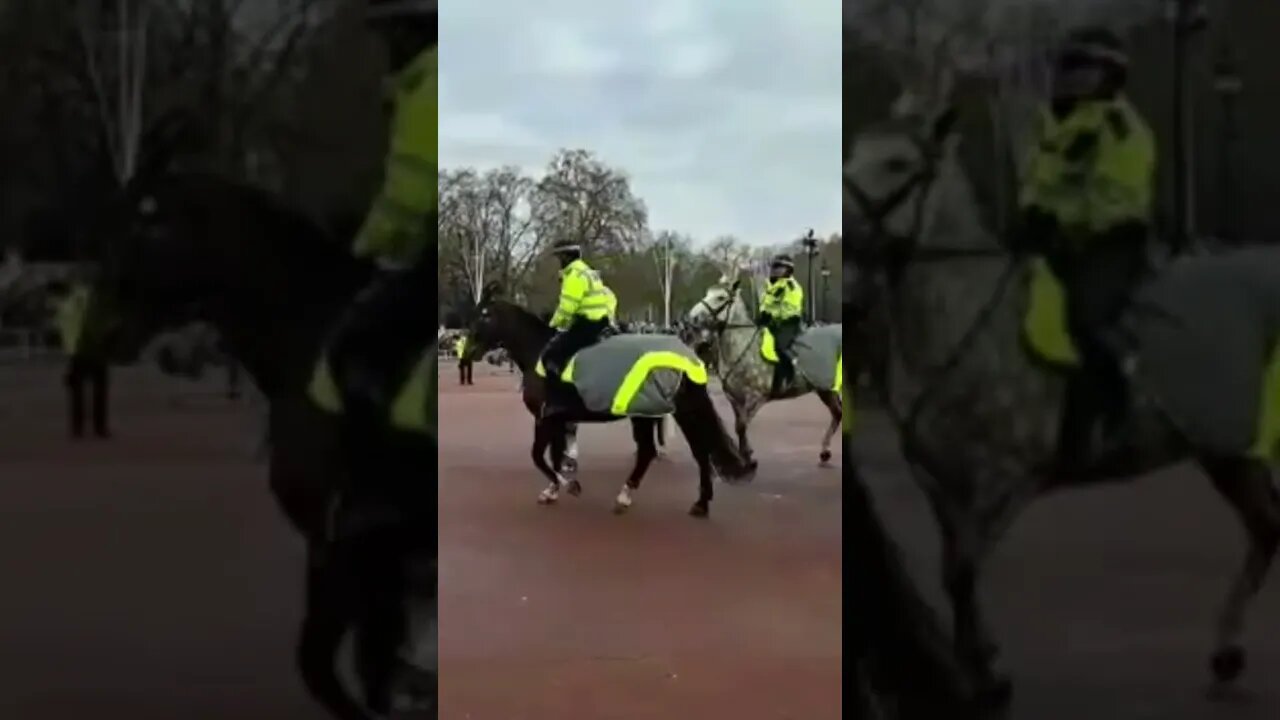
<box><xmin>1129</xmin><ymin>246</ymin><xmax>1280</xmax><ymax>458</ymax></box>
<box><xmin>792</xmin><ymin>324</ymin><xmax>844</xmax><ymax>392</ymax></box>
<box><xmin>538</xmin><ymin>334</ymin><xmax>707</xmax><ymax>417</ymax></box>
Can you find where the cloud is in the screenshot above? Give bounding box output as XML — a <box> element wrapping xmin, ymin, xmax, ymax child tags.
<box><xmin>439</xmin><ymin>0</ymin><xmax>842</xmax><ymax>246</ymax></box>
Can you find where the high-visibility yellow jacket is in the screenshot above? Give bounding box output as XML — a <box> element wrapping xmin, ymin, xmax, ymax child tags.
<box><xmin>760</xmin><ymin>277</ymin><xmax>803</xmax><ymax>321</ymax></box>
<box><xmin>550</xmin><ymin>258</ymin><xmax>613</xmax><ymax>330</ymax></box>
<box><xmin>56</xmin><ymin>284</ymin><xmax>91</xmax><ymax>355</ymax></box>
<box><xmin>352</xmin><ymin>46</ymin><xmax>438</xmax><ymax>267</ymax></box>
<box><xmin>1020</xmin><ymin>95</ymin><xmax>1155</xmax><ymax>236</ymax></box>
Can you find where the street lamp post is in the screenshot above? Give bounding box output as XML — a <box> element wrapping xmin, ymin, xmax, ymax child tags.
<box><xmin>1213</xmin><ymin>45</ymin><xmax>1242</xmax><ymax>243</ymax></box>
<box><xmin>820</xmin><ymin>261</ymin><xmax>831</xmax><ymax>323</ymax></box>
<box><xmin>800</xmin><ymin>228</ymin><xmax>818</xmax><ymax>324</ymax></box>
<box><xmin>1165</xmin><ymin>0</ymin><xmax>1210</xmax><ymax>252</ymax></box>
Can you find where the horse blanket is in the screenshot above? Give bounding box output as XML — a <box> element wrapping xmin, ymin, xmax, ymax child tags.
<box><xmin>1127</xmin><ymin>246</ymin><xmax>1280</xmax><ymax>459</ymax></box>
<box><xmin>535</xmin><ymin>334</ymin><xmax>706</xmax><ymax>417</ymax></box>
<box><xmin>308</xmin><ymin>342</ymin><xmax>437</xmax><ymax>436</ymax></box>
<box><xmin>789</xmin><ymin>323</ymin><xmax>844</xmax><ymax>393</ymax></box>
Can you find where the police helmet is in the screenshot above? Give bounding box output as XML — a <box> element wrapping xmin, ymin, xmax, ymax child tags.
<box><xmin>550</xmin><ymin>241</ymin><xmax>582</xmax><ymax>259</ymax></box>
<box><xmin>1059</xmin><ymin>26</ymin><xmax>1128</xmax><ymax>72</ymax></box>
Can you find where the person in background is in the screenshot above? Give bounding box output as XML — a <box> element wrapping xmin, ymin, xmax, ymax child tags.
<box><xmin>455</xmin><ymin>333</ymin><xmax>473</xmax><ymax>385</ymax></box>
<box><xmin>56</xmin><ymin>280</ymin><xmax>110</xmax><ymax>439</ymax></box>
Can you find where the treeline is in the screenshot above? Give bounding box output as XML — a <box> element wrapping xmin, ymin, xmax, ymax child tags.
<box><xmin>438</xmin><ymin>148</ymin><xmax>841</xmax><ymax>327</ymax></box>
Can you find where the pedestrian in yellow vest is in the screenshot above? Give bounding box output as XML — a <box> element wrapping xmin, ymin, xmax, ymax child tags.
<box><xmin>455</xmin><ymin>334</ymin><xmax>473</xmax><ymax>386</ymax></box>
<box><xmin>56</xmin><ymin>283</ymin><xmax>110</xmax><ymax>439</ymax></box>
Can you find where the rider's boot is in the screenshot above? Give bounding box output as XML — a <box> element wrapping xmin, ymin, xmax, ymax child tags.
<box><xmin>771</xmin><ymin>352</ymin><xmax>795</xmax><ymax>398</ymax></box>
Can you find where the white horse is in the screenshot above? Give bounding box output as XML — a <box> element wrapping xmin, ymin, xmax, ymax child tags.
<box><xmin>687</xmin><ymin>277</ymin><xmax>842</xmax><ymax>467</ymax></box>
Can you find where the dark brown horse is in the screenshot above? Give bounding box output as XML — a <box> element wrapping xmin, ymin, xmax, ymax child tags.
<box><xmin>467</xmin><ymin>288</ymin><xmax>754</xmax><ymax>516</ymax></box>
<box><xmin>77</xmin><ymin>172</ymin><xmax>431</xmax><ymax>719</ymax></box>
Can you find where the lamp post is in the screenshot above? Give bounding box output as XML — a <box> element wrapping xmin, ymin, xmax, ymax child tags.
<box><xmin>1164</xmin><ymin>0</ymin><xmax>1210</xmax><ymax>252</ymax></box>
<box><xmin>820</xmin><ymin>261</ymin><xmax>831</xmax><ymax>323</ymax></box>
<box><xmin>800</xmin><ymin>228</ymin><xmax>818</xmax><ymax>324</ymax></box>
<box><xmin>1213</xmin><ymin>45</ymin><xmax>1241</xmax><ymax>243</ymax></box>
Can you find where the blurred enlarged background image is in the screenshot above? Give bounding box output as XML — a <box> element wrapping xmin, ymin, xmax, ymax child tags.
<box><xmin>848</xmin><ymin>0</ymin><xmax>1280</xmax><ymax>719</ymax></box>
<box><xmin>0</xmin><ymin>1</ymin><xmax>430</xmax><ymax>718</ymax></box>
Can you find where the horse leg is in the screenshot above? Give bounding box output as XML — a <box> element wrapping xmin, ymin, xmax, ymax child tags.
<box><xmin>615</xmin><ymin>419</ymin><xmax>659</xmax><ymax>514</ymax></box>
<box><xmin>562</xmin><ymin>422</ymin><xmax>580</xmax><ymax>476</ymax></box>
<box><xmin>733</xmin><ymin>401</ymin><xmax>761</xmax><ymax>469</ymax></box>
<box><xmin>916</xmin><ymin>464</ymin><xmax>1012</xmax><ymax>707</ymax></box>
<box><xmin>549</xmin><ymin>424</ymin><xmax>582</xmax><ymax>496</ymax></box>
<box><xmin>296</xmin><ymin>547</ymin><xmax>370</xmax><ymax>720</ymax></box>
<box><xmin>531</xmin><ymin>419</ymin><xmax>567</xmax><ymax>505</ymax></box>
<box><xmin>1198</xmin><ymin>454</ymin><xmax>1280</xmax><ymax>688</ymax></box>
<box><xmin>673</xmin><ymin>411</ymin><xmax>716</xmax><ymax>518</ymax></box>
<box><xmin>352</xmin><ymin>532</ymin><xmax>405</xmax><ymax>715</ymax></box>
<box><xmin>817</xmin><ymin>390</ymin><xmax>842</xmax><ymax>466</ymax></box>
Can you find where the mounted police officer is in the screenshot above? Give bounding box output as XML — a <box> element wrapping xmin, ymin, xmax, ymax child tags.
<box><xmin>540</xmin><ymin>241</ymin><xmax>615</xmax><ymax>407</ymax></box>
<box><xmin>328</xmin><ymin>0</ymin><xmax>437</xmax><ymax>434</ymax></box>
<box><xmin>758</xmin><ymin>253</ymin><xmax>805</xmax><ymax>396</ymax></box>
<box><xmin>1017</xmin><ymin>25</ymin><xmax>1156</xmax><ymax>474</ymax></box>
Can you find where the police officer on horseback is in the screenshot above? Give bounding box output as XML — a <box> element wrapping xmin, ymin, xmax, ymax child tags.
<box><xmin>540</xmin><ymin>241</ymin><xmax>615</xmax><ymax>405</ymax></box>
<box><xmin>328</xmin><ymin>0</ymin><xmax>437</xmax><ymax>432</ymax></box>
<box><xmin>758</xmin><ymin>253</ymin><xmax>805</xmax><ymax>396</ymax></box>
<box><xmin>1018</xmin><ymin>25</ymin><xmax>1156</xmax><ymax>473</ymax></box>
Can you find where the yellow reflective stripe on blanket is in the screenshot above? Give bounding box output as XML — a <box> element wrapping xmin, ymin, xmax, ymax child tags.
<box><xmin>610</xmin><ymin>351</ymin><xmax>708</xmax><ymax>415</ymax></box>
<box><xmin>833</xmin><ymin>352</ymin><xmax>842</xmax><ymax>393</ymax></box>
<box><xmin>562</xmin><ymin>356</ymin><xmax>576</xmax><ymax>382</ymax></box>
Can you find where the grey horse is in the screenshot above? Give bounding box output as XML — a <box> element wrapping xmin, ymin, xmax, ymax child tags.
<box><xmin>686</xmin><ymin>277</ymin><xmax>843</xmax><ymax>467</ymax></box>
<box><xmin>844</xmin><ymin>105</ymin><xmax>1280</xmax><ymax>707</ymax></box>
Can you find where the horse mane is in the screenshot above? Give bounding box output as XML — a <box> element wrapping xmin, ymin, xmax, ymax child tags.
<box><xmin>492</xmin><ymin>299</ymin><xmax>554</xmax><ymax>340</ymax></box>
<box><xmin>141</xmin><ymin>171</ymin><xmax>373</xmax><ymax>286</ymax></box>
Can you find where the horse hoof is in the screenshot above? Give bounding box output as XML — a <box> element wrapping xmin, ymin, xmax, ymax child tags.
<box><xmin>1211</xmin><ymin>645</ymin><xmax>1247</xmax><ymax>684</ymax></box>
<box><xmin>689</xmin><ymin>503</ymin><xmax>709</xmax><ymax>518</ymax></box>
<box><xmin>537</xmin><ymin>492</ymin><xmax>558</xmax><ymax>505</ymax></box>
<box><xmin>819</xmin><ymin>450</ymin><xmax>832</xmax><ymax>465</ymax></box>
<box><xmin>567</xmin><ymin>480</ymin><xmax>583</xmax><ymax>496</ymax></box>
<box><xmin>613</xmin><ymin>502</ymin><xmax>630</xmax><ymax>515</ymax></box>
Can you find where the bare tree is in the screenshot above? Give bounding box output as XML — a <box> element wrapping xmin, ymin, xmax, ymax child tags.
<box><xmin>531</xmin><ymin>149</ymin><xmax>648</xmax><ymax>258</ymax></box>
<box><xmin>438</xmin><ymin>166</ymin><xmax>540</xmax><ymax>308</ymax></box>
<box><xmin>76</xmin><ymin>0</ymin><xmax>152</xmax><ymax>184</ymax></box>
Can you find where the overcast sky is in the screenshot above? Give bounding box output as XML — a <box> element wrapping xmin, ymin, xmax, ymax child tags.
<box><xmin>439</xmin><ymin>0</ymin><xmax>841</xmax><ymax>247</ymax></box>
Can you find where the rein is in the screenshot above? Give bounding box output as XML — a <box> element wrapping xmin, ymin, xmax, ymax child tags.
<box><xmin>694</xmin><ymin>293</ymin><xmax>763</xmax><ymax>384</ymax></box>
<box><xmin>845</xmin><ymin>141</ymin><xmax>1022</xmax><ymax>452</ymax></box>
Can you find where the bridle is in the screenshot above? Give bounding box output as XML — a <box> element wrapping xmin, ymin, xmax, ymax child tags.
<box><xmin>691</xmin><ymin>286</ymin><xmax>763</xmax><ymax>380</ymax></box>
<box><xmin>844</xmin><ymin>125</ymin><xmax>1020</xmax><ymax>451</ymax></box>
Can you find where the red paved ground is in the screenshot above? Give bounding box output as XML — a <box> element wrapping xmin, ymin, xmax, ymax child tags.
<box><xmin>0</xmin><ymin>359</ymin><xmax>842</xmax><ymax>719</ymax></box>
<box><xmin>0</xmin><ymin>362</ymin><xmax>314</xmax><ymax>720</ymax></box>
<box><xmin>438</xmin><ymin>364</ymin><xmax>844</xmax><ymax>720</ymax></box>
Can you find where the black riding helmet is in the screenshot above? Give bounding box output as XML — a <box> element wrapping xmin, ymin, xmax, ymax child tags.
<box><xmin>549</xmin><ymin>241</ymin><xmax>582</xmax><ymax>268</ymax></box>
<box><xmin>366</xmin><ymin>0</ymin><xmax>437</xmax><ymax>72</ymax></box>
<box><xmin>1054</xmin><ymin>26</ymin><xmax>1128</xmax><ymax>102</ymax></box>
<box><xmin>769</xmin><ymin>254</ymin><xmax>795</xmax><ymax>278</ymax></box>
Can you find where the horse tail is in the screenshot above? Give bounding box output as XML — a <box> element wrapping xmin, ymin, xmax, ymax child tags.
<box><xmin>675</xmin><ymin>380</ymin><xmax>753</xmax><ymax>480</ymax></box>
